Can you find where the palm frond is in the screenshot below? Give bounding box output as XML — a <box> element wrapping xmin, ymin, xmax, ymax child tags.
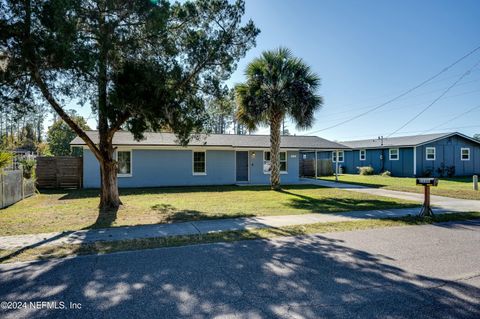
<box><xmin>235</xmin><ymin>47</ymin><xmax>323</xmax><ymax>131</ymax></box>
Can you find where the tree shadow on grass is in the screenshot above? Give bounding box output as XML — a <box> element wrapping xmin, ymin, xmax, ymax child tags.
<box><xmin>1</xmin><ymin>224</ymin><xmax>479</xmax><ymax>318</ymax></box>
<box><xmin>279</xmin><ymin>189</ymin><xmax>416</xmax><ymax>213</ymax></box>
<box><xmin>150</xmin><ymin>203</ymin><xmax>255</xmax><ymax>223</ymax></box>
<box><xmin>49</xmin><ymin>184</ymin><xmax>325</xmax><ymax>200</ymax></box>
<box><xmin>88</xmin><ymin>206</ymin><xmax>119</xmax><ymax>229</ymax></box>
<box><xmin>0</xmin><ymin>205</ymin><xmax>120</xmax><ymax>263</ymax></box>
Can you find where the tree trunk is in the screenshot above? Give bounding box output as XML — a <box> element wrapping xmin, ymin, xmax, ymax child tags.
<box><xmin>99</xmin><ymin>158</ymin><xmax>122</xmax><ymax>210</ymax></box>
<box><xmin>270</xmin><ymin>113</ymin><xmax>282</xmax><ymax>190</ymax></box>
<box><xmin>96</xmin><ymin>5</ymin><xmax>121</xmax><ymax>211</ymax></box>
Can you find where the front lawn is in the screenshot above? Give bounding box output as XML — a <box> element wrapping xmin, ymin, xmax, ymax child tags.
<box><xmin>0</xmin><ymin>185</ymin><xmax>417</xmax><ymax>236</ymax></box>
<box><xmin>320</xmin><ymin>174</ymin><xmax>480</xmax><ymax>200</ymax></box>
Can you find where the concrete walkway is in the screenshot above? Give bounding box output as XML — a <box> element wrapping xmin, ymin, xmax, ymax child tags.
<box><xmin>0</xmin><ymin>206</ymin><xmax>455</xmax><ymax>250</ymax></box>
<box><xmin>301</xmin><ymin>178</ymin><xmax>480</xmax><ymax>212</ymax></box>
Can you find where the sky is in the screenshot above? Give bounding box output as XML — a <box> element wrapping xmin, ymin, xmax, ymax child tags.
<box><xmin>226</xmin><ymin>0</ymin><xmax>480</xmax><ymax>141</ymax></box>
<box><xmin>71</xmin><ymin>0</ymin><xmax>480</xmax><ymax>142</ymax></box>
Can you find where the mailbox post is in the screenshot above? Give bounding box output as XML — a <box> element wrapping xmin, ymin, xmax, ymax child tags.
<box><xmin>416</xmin><ymin>177</ymin><xmax>438</xmax><ymax>217</ymax></box>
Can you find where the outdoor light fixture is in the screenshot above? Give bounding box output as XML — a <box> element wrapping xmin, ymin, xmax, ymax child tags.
<box><xmin>251</xmin><ymin>152</ymin><xmax>256</xmax><ymax>159</ymax></box>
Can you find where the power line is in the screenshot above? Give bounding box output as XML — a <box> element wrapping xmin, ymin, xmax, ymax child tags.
<box><xmin>333</xmin><ymin>124</ymin><xmax>480</xmax><ymax>141</ymax></box>
<box><xmin>315</xmin><ymin>70</ymin><xmax>480</xmax><ymax>120</ymax></box>
<box><xmin>315</xmin><ymin>86</ymin><xmax>480</xmax><ymax>125</ymax></box>
<box><xmin>386</xmin><ymin>59</ymin><xmax>480</xmax><ymax>137</ymax></box>
<box><xmin>307</xmin><ymin>44</ymin><xmax>480</xmax><ymax>134</ymax></box>
<box><xmin>423</xmin><ymin>104</ymin><xmax>480</xmax><ymax>133</ymax></box>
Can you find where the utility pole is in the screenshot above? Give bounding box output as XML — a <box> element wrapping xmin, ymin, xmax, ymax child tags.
<box><xmin>378</xmin><ymin>136</ymin><xmax>385</xmax><ymax>172</ymax></box>
<box><xmin>378</xmin><ymin>136</ymin><xmax>384</xmax><ymax>146</ymax></box>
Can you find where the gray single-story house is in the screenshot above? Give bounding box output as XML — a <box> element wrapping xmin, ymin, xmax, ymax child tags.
<box><xmin>71</xmin><ymin>131</ymin><xmax>348</xmax><ymax>188</ymax></box>
<box><xmin>317</xmin><ymin>132</ymin><xmax>480</xmax><ymax>177</ymax></box>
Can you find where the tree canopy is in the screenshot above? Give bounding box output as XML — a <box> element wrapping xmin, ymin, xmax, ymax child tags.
<box><xmin>0</xmin><ymin>0</ymin><xmax>259</xmax><ymax>209</ymax></box>
<box><xmin>47</xmin><ymin>114</ymin><xmax>91</xmax><ymax>156</ymax></box>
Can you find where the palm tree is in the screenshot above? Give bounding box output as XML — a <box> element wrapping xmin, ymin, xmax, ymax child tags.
<box><xmin>235</xmin><ymin>47</ymin><xmax>323</xmax><ymax>190</ymax></box>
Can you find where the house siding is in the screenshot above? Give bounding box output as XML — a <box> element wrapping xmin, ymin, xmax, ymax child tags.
<box><xmin>416</xmin><ymin>135</ymin><xmax>480</xmax><ymax>176</ymax></box>
<box><xmin>316</xmin><ymin>135</ymin><xmax>480</xmax><ymax>177</ymax></box>
<box><xmin>319</xmin><ymin>148</ymin><xmax>414</xmax><ymax>177</ymax></box>
<box><xmin>248</xmin><ymin>150</ymin><xmax>300</xmax><ymax>184</ymax></box>
<box><xmin>83</xmin><ymin>148</ymin><xmax>300</xmax><ymax>188</ymax></box>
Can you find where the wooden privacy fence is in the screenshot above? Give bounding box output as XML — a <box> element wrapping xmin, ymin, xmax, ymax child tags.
<box><xmin>36</xmin><ymin>156</ymin><xmax>83</xmax><ymax>189</ymax></box>
<box><xmin>300</xmin><ymin>159</ymin><xmax>334</xmax><ymax>177</ymax></box>
<box><xmin>0</xmin><ymin>170</ymin><xmax>35</xmax><ymax>209</ymax></box>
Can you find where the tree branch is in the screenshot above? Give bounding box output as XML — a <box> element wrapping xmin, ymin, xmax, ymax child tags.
<box><xmin>108</xmin><ymin>110</ymin><xmax>131</xmax><ymax>139</ymax></box>
<box><xmin>30</xmin><ymin>66</ymin><xmax>103</xmax><ymax>161</ymax></box>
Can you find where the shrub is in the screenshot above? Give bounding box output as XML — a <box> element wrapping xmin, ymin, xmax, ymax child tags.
<box><xmin>358</xmin><ymin>166</ymin><xmax>374</xmax><ymax>175</ymax></box>
<box><xmin>421</xmin><ymin>169</ymin><xmax>433</xmax><ymax>177</ymax></box>
<box><xmin>20</xmin><ymin>158</ymin><xmax>36</xmax><ymax>179</ymax></box>
<box><xmin>381</xmin><ymin>170</ymin><xmax>391</xmax><ymax>177</ymax></box>
<box><xmin>436</xmin><ymin>163</ymin><xmax>446</xmax><ymax>177</ymax></box>
<box><xmin>446</xmin><ymin>165</ymin><xmax>455</xmax><ymax>178</ymax></box>
<box><xmin>0</xmin><ymin>152</ymin><xmax>13</xmax><ymax>171</ymax></box>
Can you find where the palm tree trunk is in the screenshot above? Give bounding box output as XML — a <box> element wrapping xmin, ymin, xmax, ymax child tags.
<box><xmin>270</xmin><ymin>113</ymin><xmax>282</xmax><ymax>190</ymax></box>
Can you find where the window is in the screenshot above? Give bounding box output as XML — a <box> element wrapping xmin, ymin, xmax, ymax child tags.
<box><xmin>332</xmin><ymin>150</ymin><xmax>344</xmax><ymax>163</ymax></box>
<box><xmin>461</xmin><ymin>148</ymin><xmax>470</xmax><ymax>161</ymax></box>
<box><xmin>426</xmin><ymin>147</ymin><xmax>436</xmax><ymax>161</ymax></box>
<box><xmin>359</xmin><ymin>149</ymin><xmax>366</xmax><ymax>161</ymax></box>
<box><xmin>193</xmin><ymin>151</ymin><xmax>206</xmax><ymax>175</ymax></box>
<box><xmin>389</xmin><ymin>148</ymin><xmax>399</xmax><ymax>160</ymax></box>
<box><xmin>117</xmin><ymin>150</ymin><xmax>132</xmax><ymax>176</ymax></box>
<box><xmin>263</xmin><ymin>151</ymin><xmax>287</xmax><ymax>173</ymax></box>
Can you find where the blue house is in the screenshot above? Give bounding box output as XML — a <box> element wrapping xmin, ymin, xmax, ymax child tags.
<box><xmin>71</xmin><ymin>131</ymin><xmax>347</xmax><ymax>188</ymax></box>
<box><xmin>318</xmin><ymin>132</ymin><xmax>480</xmax><ymax>177</ymax></box>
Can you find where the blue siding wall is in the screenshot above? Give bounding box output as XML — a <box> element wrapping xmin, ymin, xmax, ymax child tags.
<box><xmin>319</xmin><ymin>148</ymin><xmax>414</xmax><ymax>177</ymax></box>
<box><xmin>248</xmin><ymin>150</ymin><xmax>299</xmax><ymax>184</ymax></box>
<box><xmin>416</xmin><ymin>135</ymin><xmax>480</xmax><ymax>176</ymax></box>
<box><xmin>83</xmin><ymin>149</ymin><xmax>300</xmax><ymax>188</ymax></box>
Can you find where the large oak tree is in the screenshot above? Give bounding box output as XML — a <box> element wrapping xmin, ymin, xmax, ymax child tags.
<box><xmin>0</xmin><ymin>0</ymin><xmax>259</xmax><ymax>209</ymax></box>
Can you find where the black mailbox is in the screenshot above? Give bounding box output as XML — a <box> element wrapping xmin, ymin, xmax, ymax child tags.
<box><xmin>416</xmin><ymin>177</ymin><xmax>438</xmax><ymax>186</ymax></box>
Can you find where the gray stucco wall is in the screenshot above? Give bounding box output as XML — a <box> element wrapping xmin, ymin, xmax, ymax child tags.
<box><xmin>83</xmin><ymin>148</ymin><xmax>300</xmax><ymax>188</ymax></box>
<box><xmin>416</xmin><ymin>135</ymin><xmax>480</xmax><ymax>176</ymax></box>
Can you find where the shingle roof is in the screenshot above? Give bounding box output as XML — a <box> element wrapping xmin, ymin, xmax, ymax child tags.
<box><xmin>70</xmin><ymin>131</ymin><xmax>349</xmax><ymax>150</ymax></box>
<box><xmin>340</xmin><ymin>132</ymin><xmax>479</xmax><ymax>149</ymax></box>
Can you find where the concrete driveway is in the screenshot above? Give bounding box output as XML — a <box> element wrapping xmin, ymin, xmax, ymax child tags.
<box><xmin>302</xmin><ymin>178</ymin><xmax>480</xmax><ymax>212</ymax></box>
<box><xmin>1</xmin><ymin>220</ymin><xmax>479</xmax><ymax>319</ymax></box>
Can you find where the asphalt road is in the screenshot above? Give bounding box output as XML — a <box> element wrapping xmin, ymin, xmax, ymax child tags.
<box><xmin>1</xmin><ymin>220</ymin><xmax>479</xmax><ymax>319</ymax></box>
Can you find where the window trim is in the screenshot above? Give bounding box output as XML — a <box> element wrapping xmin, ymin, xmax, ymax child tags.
<box><xmin>116</xmin><ymin>149</ymin><xmax>132</xmax><ymax>177</ymax></box>
<box><xmin>389</xmin><ymin>148</ymin><xmax>399</xmax><ymax>161</ymax></box>
<box><xmin>263</xmin><ymin>151</ymin><xmax>288</xmax><ymax>174</ymax></box>
<box><xmin>461</xmin><ymin>147</ymin><xmax>471</xmax><ymax>161</ymax></box>
<box><xmin>425</xmin><ymin>147</ymin><xmax>436</xmax><ymax>161</ymax></box>
<box><xmin>192</xmin><ymin>150</ymin><xmax>207</xmax><ymax>175</ymax></box>
<box><xmin>332</xmin><ymin>150</ymin><xmax>344</xmax><ymax>163</ymax></box>
<box><xmin>359</xmin><ymin>149</ymin><xmax>366</xmax><ymax>161</ymax></box>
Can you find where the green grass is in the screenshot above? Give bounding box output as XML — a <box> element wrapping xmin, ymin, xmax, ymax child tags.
<box><xmin>0</xmin><ymin>185</ymin><xmax>417</xmax><ymax>236</ymax></box>
<box><xmin>1</xmin><ymin>211</ymin><xmax>478</xmax><ymax>264</ymax></box>
<box><xmin>320</xmin><ymin>174</ymin><xmax>480</xmax><ymax>200</ymax></box>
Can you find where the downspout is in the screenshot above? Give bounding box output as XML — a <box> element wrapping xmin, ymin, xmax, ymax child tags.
<box><xmin>381</xmin><ymin>149</ymin><xmax>385</xmax><ymax>172</ymax></box>
<box><xmin>413</xmin><ymin>146</ymin><xmax>417</xmax><ymax>176</ymax></box>
<box><xmin>314</xmin><ymin>150</ymin><xmax>318</xmax><ymax>179</ymax></box>
<box><xmin>335</xmin><ymin>150</ymin><xmax>339</xmax><ymax>182</ymax></box>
